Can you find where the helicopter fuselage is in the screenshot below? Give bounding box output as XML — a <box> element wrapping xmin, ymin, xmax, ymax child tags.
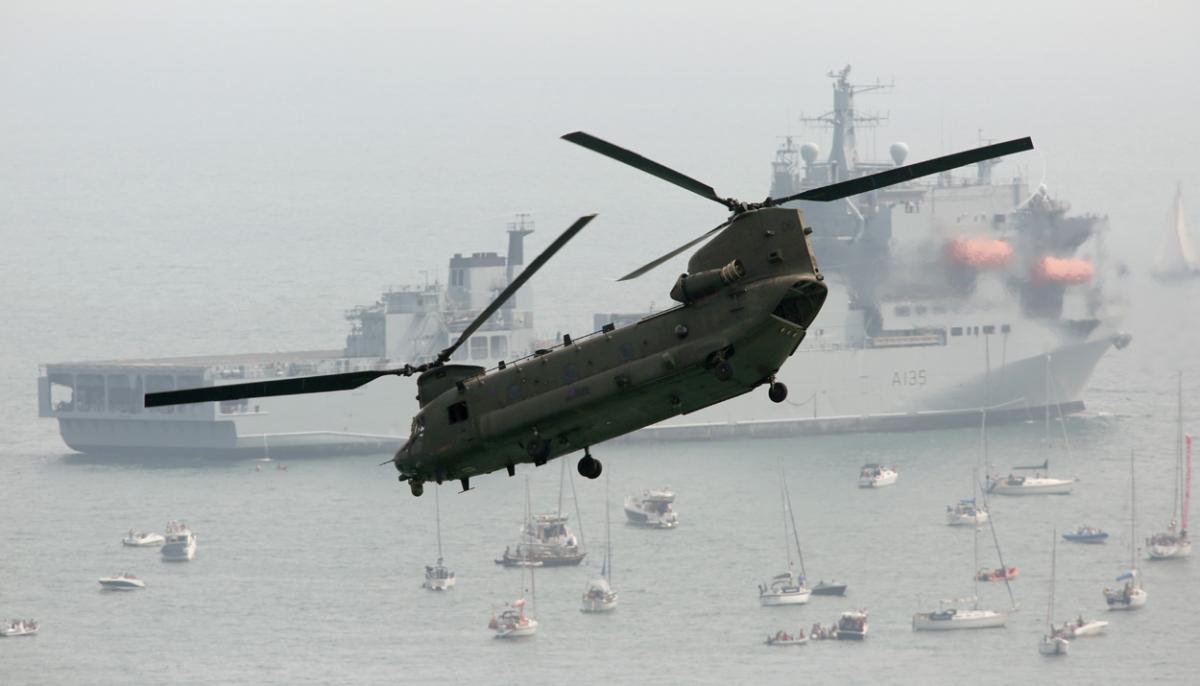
<box><xmin>396</xmin><ymin>206</ymin><xmax>827</xmax><ymax>490</ymax></box>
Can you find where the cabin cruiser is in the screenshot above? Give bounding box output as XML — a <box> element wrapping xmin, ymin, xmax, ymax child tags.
<box><xmin>810</xmin><ymin>580</ymin><xmax>848</xmax><ymax>596</ymax></box>
<box><xmin>623</xmin><ymin>488</ymin><xmax>678</xmax><ymax>528</ymax></box>
<box><xmin>765</xmin><ymin>629</ymin><xmax>808</xmax><ymax>646</ymax></box>
<box><xmin>946</xmin><ymin>499</ymin><xmax>988</xmax><ymax>526</ymax></box>
<box><xmin>0</xmin><ymin>619</ymin><xmax>39</xmax><ymax>637</ymax></box>
<box><xmin>581</xmin><ymin>577</ymin><xmax>618</xmax><ymax>613</ymax></box>
<box><xmin>160</xmin><ymin>521</ymin><xmax>196</xmax><ymax>561</ymax></box>
<box><xmin>759</xmin><ymin>571</ymin><xmax>811</xmax><ymax>606</ymax></box>
<box><xmin>859</xmin><ymin>464</ymin><xmax>898</xmax><ymax>488</ymax></box>
<box><xmin>489</xmin><ymin>598</ymin><xmax>538</xmax><ymax>638</ymax></box>
<box><xmin>423</xmin><ymin>558</ymin><xmax>455</xmax><ymax>591</ymax></box>
<box><xmin>98</xmin><ymin>572</ymin><xmax>145</xmax><ymax>590</ymax></box>
<box><xmin>495</xmin><ymin>513</ymin><xmax>586</xmax><ymax>567</ymax></box>
<box><xmin>835</xmin><ymin>611</ymin><xmax>868</xmax><ymax>640</ymax></box>
<box><xmin>913</xmin><ymin>599</ymin><xmax>1007</xmax><ymax>631</ymax></box>
<box><xmin>1062</xmin><ymin>526</ymin><xmax>1108</xmax><ymax>544</ymax></box>
<box><xmin>1061</xmin><ymin>615</ymin><xmax>1108</xmax><ymax>637</ymax></box>
<box><xmin>976</xmin><ymin>566</ymin><xmax>1019</xmax><ymax>582</ymax></box>
<box><xmin>122</xmin><ymin>530</ymin><xmax>164</xmax><ymax>547</ymax></box>
<box><xmin>986</xmin><ymin>472</ymin><xmax>1074</xmax><ymax>495</ymax></box>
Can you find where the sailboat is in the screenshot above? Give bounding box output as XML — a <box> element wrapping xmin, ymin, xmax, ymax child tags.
<box><xmin>987</xmin><ymin>356</ymin><xmax>1075</xmax><ymax>496</ymax></box>
<box><xmin>1104</xmin><ymin>451</ymin><xmax>1148</xmax><ymax>611</ymax></box>
<box><xmin>1153</xmin><ymin>183</ymin><xmax>1200</xmax><ymax>282</ymax></box>
<box><xmin>759</xmin><ymin>465</ymin><xmax>812</xmax><ymax>606</ymax></box>
<box><xmin>491</xmin><ymin>479</ymin><xmax>539</xmax><ymax>638</ymax></box>
<box><xmin>913</xmin><ymin>523</ymin><xmax>1011</xmax><ymax>631</ymax></box>
<box><xmin>423</xmin><ymin>485</ymin><xmax>455</xmax><ymax>591</ymax></box>
<box><xmin>581</xmin><ymin>472</ymin><xmax>618</xmax><ymax>613</ymax></box>
<box><xmin>1038</xmin><ymin>529</ymin><xmax>1069</xmax><ymax>656</ymax></box>
<box><xmin>1148</xmin><ymin>374</ymin><xmax>1192</xmax><ymax>560</ymax></box>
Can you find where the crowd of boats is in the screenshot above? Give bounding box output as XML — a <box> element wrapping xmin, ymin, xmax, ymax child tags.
<box><xmin>107</xmin><ymin>521</ymin><xmax>197</xmax><ymax>590</ymax></box>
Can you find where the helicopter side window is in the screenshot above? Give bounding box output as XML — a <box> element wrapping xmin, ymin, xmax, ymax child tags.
<box><xmin>447</xmin><ymin>401</ymin><xmax>469</xmax><ymax>424</ymax></box>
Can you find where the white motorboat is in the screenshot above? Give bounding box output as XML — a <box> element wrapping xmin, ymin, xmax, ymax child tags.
<box><xmin>1038</xmin><ymin>530</ymin><xmax>1068</xmax><ymax>657</ymax></box>
<box><xmin>913</xmin><ymin>604</ymin><xmax>1008</xmax><ymax>631</ymax></box>
<box><xmin>98</xmin><ymin>572</ymin><xmax>145</xmax><ymax>590</ymax></box>
<box><xmin>160</xmin><ymin>521</ymin><xmax>196</xmax><ymax>561</ymax></box>
<box><xmin>423</xmin><ymin>486</ymin><xmax>455</xmax><ymax>591</ymax></box>
<box><xmin>623</xmin><ymin>488</ymin><xmax>678</xmax><ymax>528</ymax></box>
<box><xmin>1106</xmin><ymin>452</ymin><xmax>1148</xmax><ymax>611</ymax></box>
<box><xmin>122</xmin><ymin>530</ymin><xmax>164</xmax><ymax>547</ymax></box>
<box><xmin>764</xmin><ymin>629</ymin><xmax>809</xmax><ymax>646</ymax></box>
<box><xmin>0</xmin><ymin>619</ymin><xmax>39</xmax><ymax>637</ymax></box>
<box><xmin>1147</xmin><ymin>378</ymin><xmax>1192</xmax><ymax>561</ymax></box>
<box><xmin>1039</xmin><ymin>635</ymin><xmax>1070</xmax><ymax>656</ymax></box>
<box><xmin>835</xmin><ymin>611</ymin><xmax>868</xmax><ymax>640</ymax></box>
<box><xmin>582</xmin><ymin>473</ymin><xmax>618</xmax><ymax>613</ymax></box>
<box><xmin>497</xmin><ymin>465</ymin><xmax>587</xmax><ymax>566</ymax></box>
<box><xmin>490</xmin><ymin>598</ymin><xmax>538</xmax><ymax>638</ymax></box>
<box><xmin>759</xmin><ymin>571</ymin><xmax>812</xmax><ymax>606</ymax></box>
<box><xmin>1061</xmin><ymin>616</ymin><xmax>1108</xmax><ymax>637</ymax></box>
<box><xmin>858</xmin><ymin>464</ymin><xmax>897</xmax><ymax>488</ymax></box>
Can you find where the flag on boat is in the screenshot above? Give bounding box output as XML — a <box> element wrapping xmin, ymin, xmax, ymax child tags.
<box><xmin>1116</xmin><ymin>570</ymin><xmax>1137</xmax><ymax>581</ymax></box>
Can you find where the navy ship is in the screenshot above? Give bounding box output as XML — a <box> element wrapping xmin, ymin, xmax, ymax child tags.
<box><xmin>38</xmin><ymin>68</ymin><xmax>1130</xmax><ymax>457</ymax></box>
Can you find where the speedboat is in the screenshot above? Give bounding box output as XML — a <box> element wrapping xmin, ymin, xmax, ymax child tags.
<box><xmin>580</xmin><ymin>577</ymin><xmax>618</xmax><ymax>613</ymax></box>
<box><xmin>1039</xmin><ymin>634</ymin><xmax>1069</xmax><ymax>656</ymax></box>
<box><xmin>160</xmin><ymin>521</ymin><xmax>196</xmax><ymax>561</ymax></box>
<box><xmin>811</xmin><ymin>580</ymin><xmax>848</xmax><ymax>596</ymax></box>
<box><xmin>490</xmin><ymin>599</ymin><xmax>537</xmax><ymax>638</ymax></box>
<box><xmin>98</xmin><ymin>572</ymin><xmax>145</xmax><ymax>590</ymax></box>
<box><xmin>122</xmin><ymin>530</ymin><xmax>164</xmax><ymax>547</ymax></box>
<box><xmin>0</xmin><ymin>619</ymin><xmax>39</xmax><ymax>637</ymax></box>
<box><xmin>835</xmin><ymin>611</ymin><xmax>868</xmax><ymax>640</ymax></box>
<box><xmin>1061</xmin><ymin>616</ymin><xmax>1108</xmax><ymax>637</ymax></box>
<box><xmin>1062</xmin><ymin>526</ymin><xmax>1108</xmax><ymax>544</ymax></box>
<box><xmin>765</xmin><ymin>629</ymin><xmax>808</xmax><ymax>646</ymax></box>
<box><xmin>423</xmin><ymin>558</ymin><xmax>455</xmax><ymax>591</ymax></box>
<box><xmin>759</xmin><ymin>571</ymin><xmax>811</xmax><ymax>606</ymax></box>
<box><xmin>859</xmin><ymin>464</ymin><xmax>898</xmax><ymax>488</ymax></box>
<box><xmin>987</xmin><ymin>473</ymin><xmax>1074</xmax><ymax>495</ymax></box>
<box><xmin>912</xmin><ymin>601</ymin><xmax>1007</xmax><ymax>631</ymax></box>
<box><xmin>946</xmin><ymin>499</ymin><xmax>988</xmax><ymax>526</ymax></box>
<box><xmin>623</xmin><ymin>488</ymin><xmax>678</xmax><ymax>528</ymax></box>
<box><xmin>976</xmin><ymin>566</ymin><xmax>1019</xmax><ymax>582</ymax></box>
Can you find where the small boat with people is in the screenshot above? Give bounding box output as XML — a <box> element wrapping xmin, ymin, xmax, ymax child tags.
<box><xmin>1060</xmin><ymin>615</ymin><xmax>1108</xmax><ymax>638</ymax></box>
<box><xmin>835</xmin><ymin>611</ymin><xmax>868</xmax><ymax>640</ymax></box>
<box><xmin>765</xmin><ymin>629</ymin><xmax>808</xmax><ymax>646</ymax></box>
<box><xmin>808</xmin><ymin>622</ymin><xmax>837</xmax><ymax>640</ymax></box>
<box><xmin>976</xmin><ymin>566</ymin><xmax>1019</xmax><ymax>582</ymax></box>
<box><xmin>623</xmin><ymin>488</ymin><xmax>678</xmax><ymax>528</ymax></box>
<box><xmin>98</xmin><ymin>572</ymin><xmax>145</xmax><ymax>590</ymax></box>
<box><xmin>122</xmin><ymin>529</ymin><xmax>164</xmax><ymax>547</ymax></box>
<box><xmin>1062</xmin><ymin>526</ymin><xmax>1108</xmax><ymax>544</ymax></box>
<box><xmin>858</xmin><ymin>464</ymin><xmax>897</xmax><ymax>488</ymax></box>
<box><xmin>0</xmin><ymin>619</ymin><xmax>39</xmax><ymax>637</ymax></box>
<box><xmin>489</xmin><ymin>598</ymin><xmax>538</xmax><ymax>639</ymax></box>
<box><xmin>498</xmin><ymin>465</ymin><xmax>587</xmax><ymax>567</ymax></box>
<box><xmin>160</xmin><ymin>521</ymin><xmax>196</xmax><ymax>561</ymax></box>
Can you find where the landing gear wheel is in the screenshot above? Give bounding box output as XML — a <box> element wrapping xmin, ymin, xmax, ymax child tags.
<box><xmin>409</xmin><ymin>480</ymin><xmax>424</xmax><ymax>497</ymax></box>
<box><xmin>577</xmin><ymin>453</ymin><xmax>603</xmax><ymax>479</ymax></box>
<box><xmin>714</xmin><ymin>361</ymin><xmax>734</xmax><ymax>382</ymax></box>
<box><xmin>768</xmin><ymin>382</ymin><xmax>788</xmax><ymax>403</ymax></box>
<box><xmin>527</xmin><ymin>436</ymin><xmax>550</xmax><ymax>466</ymax></box>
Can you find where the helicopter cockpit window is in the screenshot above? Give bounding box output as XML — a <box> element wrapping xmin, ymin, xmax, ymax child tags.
<box><xmin>447</xmin><ymin>401</ymin><xmax>469</xmax><ymax>424</ymax></box>
<box><xmin>410</xmin><ymin>415</ymin><xmax>425</xmax><ymax>437</ymax></box>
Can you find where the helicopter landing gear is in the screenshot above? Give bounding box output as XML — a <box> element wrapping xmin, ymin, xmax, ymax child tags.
<box><xmin>408</xmin><ymin>479</ymin><xmax>425</xmax><ymax>497</ymax></box>
<box><xmin>527</xmin><ymin>436</ymin><xmax>550</xmax><ymax>466</ymax></box>
<box><xmin>577</xmin><ymin>448</ymin><xmax>602</xmax><ymax>479</ymax></box>
<box><xmin>506</xmin><ymin>463</ymin><xmax>516</xmax><ymax>477</ymax></box>
<box><xmin>768</xmin><ymin>380</ymin><xmax>788</xmax><ymax>403</ymax></box>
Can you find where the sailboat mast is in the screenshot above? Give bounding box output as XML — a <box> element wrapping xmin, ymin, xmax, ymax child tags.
<box><xmin>972</xmin><ymin>523</ymin><xmax>980</xmax><ymax>602</ymax></box>
<box><xmin>1046</xmin><ymin>529</ymin><xmax>1057</xmax><ymax>632</ymax></box>
<box><xmin>1044</xmin><ymin>354</ymin><xmax>1052</xmax><ymax>469</ymax></box>
<box><xmin>1176</xmin><ymin>372</ymin><xmax>1184</xmax><ymax>528</ymax></box>
<box><xmin>781</xmin><ymin>479</ymin><xmax>793</xmax><ymax>571</ymax></box>
<box><xmin>1185</xmin><ymin>435</ymin><xmax>1193</xmax><ymax>534</ymax></box>
<box><xmin>1130</xmin><ymin>451</ymin><xmax>1138</xmax><ymax>574</ymax></box>
<box><xmin>435</xmin><ymin>483</ymin><xmax>443</xmax><ymax>560</ymax></box>
<box><xmin>782</xmin><ymin>474</ymin><xmax>808</xmax><ymax>578</ymax></box>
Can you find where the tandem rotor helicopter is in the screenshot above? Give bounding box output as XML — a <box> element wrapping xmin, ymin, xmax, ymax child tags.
<box><xmin>147</xmin><ymin>130</ymin><xmax>1032</xmax><ymax>496</ymax></box>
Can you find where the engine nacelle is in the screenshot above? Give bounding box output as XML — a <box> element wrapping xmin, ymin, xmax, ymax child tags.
<box><xmin>670</xmin><ymin>259</ymin><xmax>745</xmax><ymax>304</ymax></box>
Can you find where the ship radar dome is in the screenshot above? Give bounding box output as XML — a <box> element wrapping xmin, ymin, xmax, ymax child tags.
<box><xmin>800</xmin><ymin>142</ymin><xmax>820</xmax><ymax>164</ymax></box>
<box><xmin>889</xmin><ymin>142</ymin><xmax>909</xmax><ymax>166</ymax></box>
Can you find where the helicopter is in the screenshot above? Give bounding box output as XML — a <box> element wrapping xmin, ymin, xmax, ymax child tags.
<box><xmin>147</xmin><ymin>130</ymin><xmax>1032</xmax><ymax>496</ymax></box>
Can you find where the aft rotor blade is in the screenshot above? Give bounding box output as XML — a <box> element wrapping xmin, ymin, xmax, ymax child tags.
<box><xmin>618</xmin><ymin>218</ymin><xmax>731</xmax><ymax>281</ymax></box>
<box><xmin>438</xmin><ymin>214</ymin><xmax>597</xmax><ymax>363</ymax></box>
<box><xmin>144</xmin><ymin>369</ymin><xmax>402</xmax><ymax>407</ymax></box>
<box><xmin>562</xmin><ymin>131</ymin><xmax>733</xmax><ymax>210</ymax></box>
<box><xmin>771</xmin><ymin>137</ymin><xmax>1034</xmax><ymax>204</ymax></box>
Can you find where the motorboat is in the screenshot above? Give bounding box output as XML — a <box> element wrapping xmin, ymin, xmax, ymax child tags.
<box><xmin>122</xmin><ymin>530</ymin><xmax>164</xmax><ymax>547</ymax></box>
<box><xmin>581</xmin><ymin>473</ymin><xmax>618</xmax><ymax>613</ymax></box>
<box><xmin>98</xmin><ymin>572</ymin><xmax>145</xmax><ymax>590</ymax></box>
<box><xmin>495</xmin><ymin>513</ymin><xmax>586</xmax><ymax>567</ymax></box>
<box><xmin>490</xmin><ymin>598</ymin><xmax>538</xmax><ymax>639</ymax></box>
<box><xmin>765</xmin><ymin>629</ymin><xmax>808</xmax><ymax>646</ymax></box>
<box><xmin>160</xmin><ymin>521</ymin><xmax>196</xmax><ymax>561</ymax></box>
<box><xmin>858</xmin><ymin>464</ymin><xmax>897</xmax><ymax>488</ymax></box>
<box><xmin>810</xmin><ymin>580</ymin><xmax>848</xmax><ymax>596</ymax></box>
<box><xmin>1062</xmin><ymin>526</ymin><xmax>1108</xmax><ymax>544</ymax></box>
<box><xmin>759</xmin><ymin>571</ymin><xmax>811</xmax><ymax>606</ymax></box>
<box><xmin>946</xmin><ymin>499</ymin><xmax>988</xmax><ymax>526</ymax></box>
<box><xmin>623</xmin><ymin>488</ymin><xmax>678</xmax><ymax>528</ymax></box>
<box><xmin>1038</xmin><ymin>530</ymin><xmax>1068</xmax><ymax>657</ymax></box>
<box><xmin>976</xmin><ymin>566</ymin><xmax>1019</xmax><ymax>582</ymax></box>
<box><xmin>423</xmin><ymin>486</ymin><xmax>455</xmax><ymax>591</ymax></box>
<box><xmin>986</xmin><ymin>472</ymin><xmax>1074</xmax><ymax>496</ymax></box>
<box><xmin>1039</xmin><ymin>634</ymin><xmax>1070</xmax><ymax>656</ymax></box>
<box><xmin>0</xmin><ymin>619</ymin><xmax>39</xmax><ymax>637</ymax></box>
<box><xmin>912</xmin><ymin>603</ymin><xmax>1008</xmax><ymax>631</ymax></box>
<box><xmin>1061</xmin><ymin>616</ymin><xmax>1108</xmax><ymax>638</ymax></box>
<box><xmin>835</xmin><ymin>611</ymin><xmax>868</xmax><ymax>640</ymax></box>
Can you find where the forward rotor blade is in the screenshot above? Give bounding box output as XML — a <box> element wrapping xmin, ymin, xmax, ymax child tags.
<box><xmin>618</xmin><ymin>219</ymin><xmax>731</xmax><ymax>281</ymax></box>
<box><xmin>438</xmin><ymin>214</ymin><xmax>597</xmax><ymax>363</ymax></box>
<box><xmin>771</xmin><ymin>137</ymin><xmax>1033</xmax><ymax>204</ymax></box>
<box><xmin>562</xmin><ymin>131</ymin><xmax>732</xmax><ymax>209</ymax></box>
<box><xmin>144</xmin><ymin>369</ymin><xmax>401</xmax><ymax>407</ymax></box>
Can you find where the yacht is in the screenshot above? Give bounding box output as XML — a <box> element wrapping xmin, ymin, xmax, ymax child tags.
<box><xmin>1038</xmin><ymin>530</ymin><xmax>1069</xmax><ymax>657</ymax></box>
<box><xmin>122</xmin><ymin>530</ymin><xmax>164</xmax><ymax>547</ymax></box>
<box><xmin>947</xmin><ymin>468</ymin><xmax>988</xmax><ymax>526</ymax></box>
<box><xmin>1105</xmin><ymin>452</ymin><xmax>1148</xmax><ymax>611</ymax></box>
<box><xmin>581</xmin><ymin>473</ymin><xmax>618</xmax><ymax>613</ymax></box>
<box><xmin>1039</xmin><ymin>633</ymin><xmax>1070</xmax><ymax>656</ymax></box>
<box><xmin>490</xmin><ymin>598</ymin><xmax>538</xmax><ymax>639</ymax></box>
<box><xmin>160</xmin><ymin>521</ymin><xmax>196</xmax><ymax>561</ymax></box>
<box><xmin>986</xmin><ymin>470</ymin><xmax>1074</xmax><ymax>496</ymax></box>
<box><xmin>623</xmin><ymin>488</ymin><xmax>678</xmax><ymax>528</ymax></box>
<box><xmin>0</xmin><ymin>619</ymin><xmax>39</xmax><ymax>637</ymax></box>
<box><xmin>859</xmin><ymin>464</ymin><xmax>898</xmax><ymax>488</ymax></box>
<box><xmin>765</xmin><ymin>629</ymin><xmax>808</xmax><ymax>646</ymax></box>
<box><xmin>98</xmin><ymin>572</ymin><xmax>145</xmax><ymax>590</ymax></box>
<box><xmin>759</xmin><ymin>571</ymin><xmax>811</xmax><ymax>607</ymax></box>
<box><xmin>423</xmin><ymin>486</ymin><xmax>455</xmax><ymax>591</ymax></box>
<box><xmin>495</xmin><ymin>512</ymin><xmax>586</xmax><ymax>567</ymax></box>
<box><xmin>1147</xmin><ymin>375</ymin><xmax>1191</xmax><ymax>560</ymax></box>
<box><xmin>835</xmin><ymin>611</ymin><xmax>868</xmax><ymax>640</ymax></box>
<box><xmin>913</xmin><ymin>601</ymin><xmax>1008</xmax><ymax>631</ymax></box>
<box><xmin>1061</xmin><ymin>615</ymin><xmax>1108</xmax><ymax>638</ymax></box>
<box><xmin>1062</xmin><ymin>526</ymin><xmax>1108</xmax><ymax>544</ymax></box>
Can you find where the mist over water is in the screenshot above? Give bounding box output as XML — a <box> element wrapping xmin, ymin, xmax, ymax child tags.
<box><xmin>2</xmin><ymin>1</ymin><xmax>1199</xmax><ymax>683</ymax></box>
